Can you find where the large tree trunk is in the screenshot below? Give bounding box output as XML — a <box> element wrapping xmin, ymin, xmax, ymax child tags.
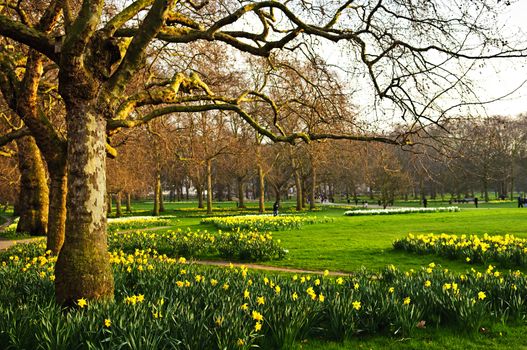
<box><xmin>237</xmin><ymin>177</ymin><xmax>246</xmax><ymax>208</ymax></box>
<box><xmin>206</xmin><ymin>159</ymin><xmax>213</xmax><ymax>214</ymax></box>
<box><xmin>55</xmin><ymin>103</ymin><xmax>114</xmax><ymax>305</ymax></box>
<box><xmin>16</xmin><ymin>136</ymin><xmax>49</xmax><ymax>236</ymax></box>
<box><xmin>47</xmin><ymin>163</ymin><xmax>67</xmax><ymax>254</ymax></box>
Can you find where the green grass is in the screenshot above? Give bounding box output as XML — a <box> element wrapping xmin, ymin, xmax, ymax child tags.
<box><xmin>263</xmin><ymin>207</ymin><xmax>527</xmax><ymax>273</ymax></box>
<box><xmin>298</xmin><ymin>323</ymin><xmax>527</xmax><ymax>349</ymax></box>
<box><xmin>5</xmin><ymin>200</ymin><xmax>527</xmax><ymax>349</ymax></box>
<box><xmin>104</xmin><ymin>201</ymin><xmax>527</xmax><ymax>274</ymax></box>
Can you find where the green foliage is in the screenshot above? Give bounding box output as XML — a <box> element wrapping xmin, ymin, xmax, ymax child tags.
<box><xmin>108</xmin><ymin>228</ymin><xmax>287</xmax><ymax>262</ymax></box>
<box><xmin>2</xmin><ymin>244</ymin><xmax>527</xmax><ymax>349</ymax></box>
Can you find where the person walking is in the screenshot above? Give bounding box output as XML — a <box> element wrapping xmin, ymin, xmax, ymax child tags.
<box><xmin>518</xmin><ymin>195</ymin><xmax>524</xmax><ymax>208</ymax></box>
<box><xmin>273</xmin><ymin>201</ymin><xmax>279</xmax><ymax>216</ymax></box>
<box><xmin>423</xmin><ymin>197</ymin><xmax>428</xmax><ymax>208</ymax></box>
<box><xmin>474</xmin><ymin>197</ymin><xmax>478</xmax><ymax>208</ymax></box>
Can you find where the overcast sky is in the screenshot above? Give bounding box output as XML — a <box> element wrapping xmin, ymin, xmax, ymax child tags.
<box><xmin>475</xmin><ymin>0</ymin><xmax>527</xmax><ymax>117</ymax></box>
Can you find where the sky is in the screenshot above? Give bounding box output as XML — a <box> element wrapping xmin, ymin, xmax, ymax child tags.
<box><xmin>471</xmin><ymin>0</ymin><xmax>527</xmax><ymax>117</ymax></box>
<box><xmin>316</xmin><ymin>0</ymin><xmax>527</xmax><ymax>121</ymax></box>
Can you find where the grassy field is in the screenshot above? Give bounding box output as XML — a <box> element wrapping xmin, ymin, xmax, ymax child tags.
<box><xmin>122</xmin><ymin>201</ymin><xmax>527</xmax><ymax>349</ymax></box>
<box><xmin>116</xmin><ymin>200</ymin><xmax>527</xmax><ymax>273</ymax></box>
<box><xmin>4</xmin><ymin>200</ymin><xmax>527</xmax><ymax>349</ymax></box>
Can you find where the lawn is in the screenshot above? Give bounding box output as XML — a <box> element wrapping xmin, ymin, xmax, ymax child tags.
<box><xmin>267</xmin><ymin>206</ymin><xmax>527</xmax><ymax>273</ymax></box>
<box><xmin>123</xmin><ymin>201</ymin><xmax>527</xmax><ymax>273</ymax></box>
<box><xmin>4</xmin><ymin>201</ymin><xmax>527</xmax><ymax>349</ymax></box>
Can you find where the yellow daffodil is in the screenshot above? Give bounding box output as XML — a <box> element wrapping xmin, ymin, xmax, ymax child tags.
<box><xmin>252</xmin><ymin>310</ymin><xmax>263</xmax><ymax>321</ymax></box>
<box><xmin>77</xmin><ymin>298</ymin><xmax>87</xmax><ymax>308</ymax></box>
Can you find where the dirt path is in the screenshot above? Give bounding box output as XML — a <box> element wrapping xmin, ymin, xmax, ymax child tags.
<box><xmin>0</xmin><ymin>237</ymin><xmax>42</xmax><ymax>250</ymax></box>
<box><xmin>194</xmin><ymin>260</ymin><xmax>349</xmax><ymax>276</ymax></box>
<box><xmin>0</xmin><ymin>214</ymin><xmax>14</xmax><ymax>231</ymax></box>
<box><xmin>116</xmin><ymin>226</ymin><xmax>173</xmax><ymax>234</ymax></box>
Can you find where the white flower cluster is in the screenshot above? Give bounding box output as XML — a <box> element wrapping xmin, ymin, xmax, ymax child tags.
<box><xmin>344</xmin><ymin>207</ymin><xmax>460</xmax><ymax>216</ymax></box>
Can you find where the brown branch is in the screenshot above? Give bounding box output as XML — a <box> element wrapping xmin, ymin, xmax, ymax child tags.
<box><xmin>103</xmin><ymin>0</ymin><xmax>154</xmax><ymax>36</ymax></box>
<box><xmin>0</xmin><ymin>127</ymin><xmax>30</xmax><ymax>146</ymax></box>
<box><xmin>105</xmin><ymin>0</ymin><xmax>175</xmax><ymax>100</ymax></box>
<box><xmin>0</xmin><ymin>14</ymin><xmax>57</xmax><ymax>61</ymax></box>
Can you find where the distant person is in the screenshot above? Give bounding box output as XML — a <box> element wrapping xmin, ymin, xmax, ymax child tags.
<box><xmin>363</xmin><ymin>201</ymin><xmax>368</xmax><ymax>209</ymax></box>
<box><xmin>423</xmin><ymin>197</ymin><xmax>428</xmax><ymax>208</ymax></box>
<box><xmin>273</xmin><ymin>201</ymin><xmax>279</xmax><ymax>216</ymax></box>
<box><xmin>519</xmin><ymin>196</ymin><xmax>524</xmax><ymax>208</ymax></box>
<box><xmin>474</xmin><ymin>197</ymin><xmax>478</xmax><ymax>208</ymax></box>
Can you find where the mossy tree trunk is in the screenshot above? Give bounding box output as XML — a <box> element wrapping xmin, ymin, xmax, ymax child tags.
<box><xmin>15</xmin><ymin>136</ymin><xmax>49</xmax><ymax>236</ymax></box>
<box><xmin>47</xmin><ymin>162</ymin><xmax>67</xmax><ymax>254</ymax></box>
<box><xmin>54</xmin><ymin>98</ymin><xmax>113</xmax><ymax>305</ymax></box>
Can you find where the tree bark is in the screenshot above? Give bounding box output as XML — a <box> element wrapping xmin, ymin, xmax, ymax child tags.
<box><xmin>115</xmin><ymin>192</ymin><xmax>122</xmax><ymax>218</ymax></box>
<box><xmin>47</xmin><ymin>163</ymin><xmax>67</xmax><ymax>254</ymax></box>
<box><xmin>237</xmin><ymin>177</ymin><xmax>246</xmax><ymax>208</ymax></box>
<box><xmin>55</xmin><ymin>103</ymin><xmax>114</xmax><ymax>305</ymax></box>
<box><xmin>15</xmin><ymin>136</ymin><xmax>49</xmax><ymax>236</ymax></box>
<box><xmin>159</xmin><ymin>179</ymin><xmax>165</xmax><ymax>212</ymax></box>
<box><xmin>196</xmin><ymin>184</ymin><xmax>204</xmax><ymax>208</ymax></box>
<box><xmin>153</xmin><ymin>172</ymin><xmax>161</xmax><ymax>216</ymax></box>
<box><xmin>226</xmin><ymin>183</ymin><xmax>232</xmax><ymax>201</ymax></box>
<box><xmin>294</xmin><ymin>169</ymin><xmax>302</xmax><ymax>211</ymax></box>
<box><xmin>206</xmin><ymin>159</ymin><xmax>213</xmax><ymax>214</ymax></box>
<box><xmin>126</xmin><ymin>192</ymin><xmax>132</xmax><ymax>213</ymax></box>
<box><xmin>257</xmin><ymin>163</ymin><xmax>265</xmax><ymax>213</ymax></box>
<box><xmin>309</xmin><ymin>167</ymin><xmax>317</xmax><ymax>210</ymax></box>
<box><xmin>107</xmin><ymin>192</ymin><xmax>112</xmax><ymax>216</ymax></box>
